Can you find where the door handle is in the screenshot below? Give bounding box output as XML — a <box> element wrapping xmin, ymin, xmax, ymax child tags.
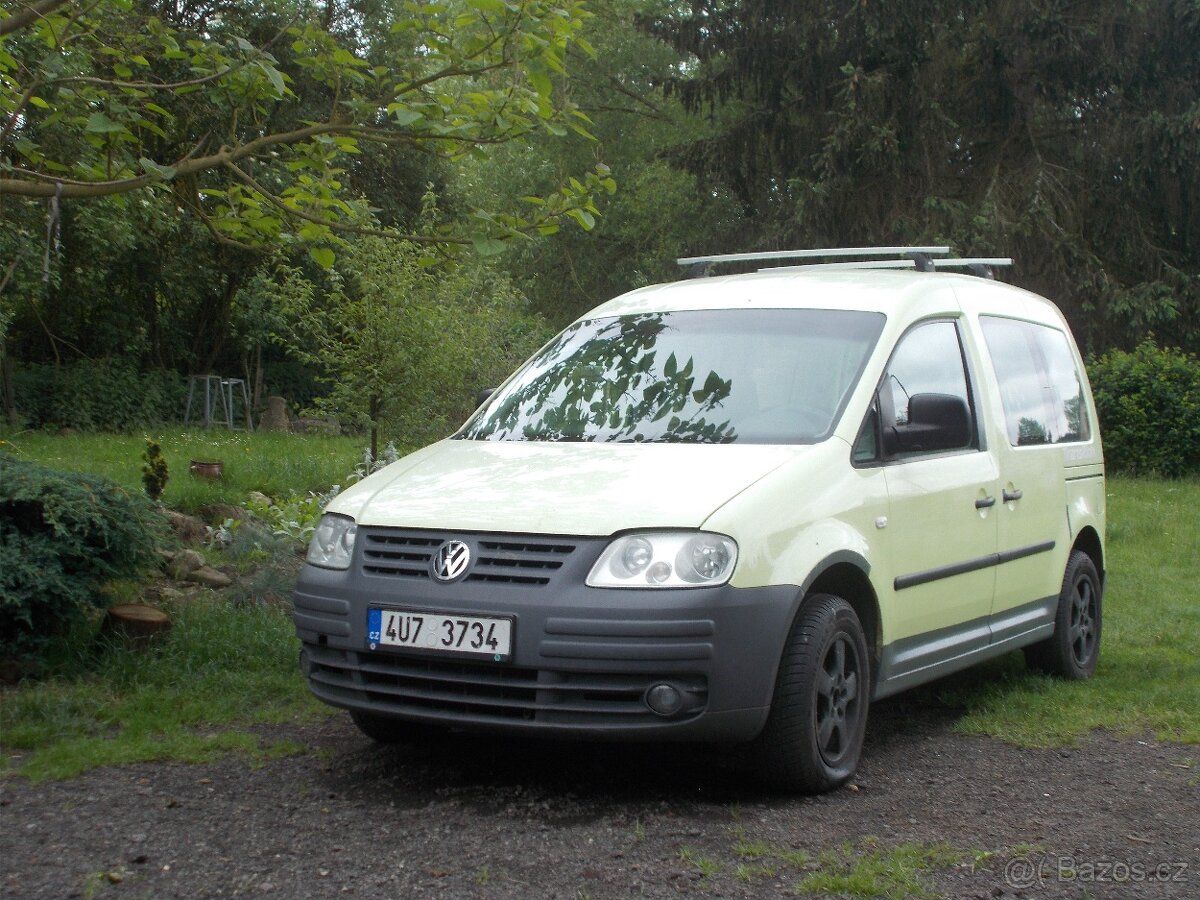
<box><xmin>1003</xmin><ymin>488</ymin><xmax>1024</xmax><ymax>502</ymax></box>
<box><xmin>975</xmin><ymin>496</ymin><xmax>996</xmax><ymax>509</ymax></box>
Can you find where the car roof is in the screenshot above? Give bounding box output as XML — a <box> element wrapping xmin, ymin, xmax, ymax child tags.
<box><xmin>581</xmin><ymin>268</ymin><xmax>1066</xmax><ymax>330</ymax></box>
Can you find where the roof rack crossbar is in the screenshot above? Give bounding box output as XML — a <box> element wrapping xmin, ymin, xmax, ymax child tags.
<box><xmin>677</xmin><ymin>246</ymin><xmax>952</xmax><ymax>267</ymax></box>
<box><xmin>756</xmin><ymin>257</ymin><xmax>1013</xmax><ymax>273</ymax></box>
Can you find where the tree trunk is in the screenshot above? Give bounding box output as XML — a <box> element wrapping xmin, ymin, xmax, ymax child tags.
<box><xmin>369</xmin><ymin>394</ymin><xmax>380</xmax><ymax>461</ymax></box>
<box><xmin>191</xmin><ymin>267</ymin><xmax>243</xmax><ymax>374</ymax></box>
<box><xmin>252</xmin><ymin>344</ymin><xmax>263</xmax><ymax>411</ymax></box>
<box><xmin>103</xmin><ymin>604</ymin><xmax>171</xmax><ymax>646</ymax></box>
<box><xmin>1</xmin><ymin>339</ymin><xmax>17</xmax><ymax>427</ymax></box>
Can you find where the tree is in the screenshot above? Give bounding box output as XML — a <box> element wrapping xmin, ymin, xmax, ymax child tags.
<box><xmin>273</xmin><ymin>233</ymin><xmax>551</xmax><ymax>455</ymax></box>
<box><xmin>468</xmin><ymin>0</ymin><xmax>746</xmax><ymax>324</ymax></box>
<box><xmin>1</xmin><ymin>0</ymin><xmax>612</xmax><ymax>259</ymax></box>
<box><xmin>642</xmin><ymin>0</ymin><xmax>1200</xmax><ymax>353</ymax></box>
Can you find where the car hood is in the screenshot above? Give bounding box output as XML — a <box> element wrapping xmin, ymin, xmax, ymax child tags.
<box><xmin>325</xmin><ymin>439</ymin><xmax>802</xmax><ymax>535</ymax></box>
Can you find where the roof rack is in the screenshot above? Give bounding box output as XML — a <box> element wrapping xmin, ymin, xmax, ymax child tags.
<box><xmin>762</xmin><ymin>257</ymin><xmax>1013</xmax><ymax>274</ymax></box>
<box><xmin>677</xmin><ymin>246</ymin><xmax>951</xmax><ymax>267</ymax></box>
<box><xmin>676</xmin><ymin>247</ymin><xmax>1011</xmax><ymax>280</ymax></box>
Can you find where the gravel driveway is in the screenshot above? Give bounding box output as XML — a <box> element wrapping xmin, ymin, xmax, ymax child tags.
<box><xmin>3</xmin><ymin>695</ymin><xmax>1197</xmax><ymax>899</ymax></box>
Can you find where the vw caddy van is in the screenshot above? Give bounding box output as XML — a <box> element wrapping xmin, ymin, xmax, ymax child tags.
<box><xmin>294</xmin><ymin>247</ymin><xmax>1106</xmax><ymax>793</ymax></box>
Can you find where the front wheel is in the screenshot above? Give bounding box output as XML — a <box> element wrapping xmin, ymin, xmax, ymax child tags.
<box><xmin>749</xmin><ymin>594</ymin><xmax>871</xmax><ymax>793</ymax></box>
<box><xmin>1024</xmin><ymin>550</ymin><xmax>1102</xmax><ymax>679</ymax></box>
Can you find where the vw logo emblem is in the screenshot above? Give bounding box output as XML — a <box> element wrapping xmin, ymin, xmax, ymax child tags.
<box><xmin>431</xmin><ymin>540</ymin><xmax>472</xmax><ymax>582</ymax></box>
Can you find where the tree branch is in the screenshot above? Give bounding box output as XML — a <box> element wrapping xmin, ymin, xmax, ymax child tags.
<box><xmin>0</xmin><ymin>0</ymin><xmax>74</xmax><ymax>38</ymax></box>
<box><xmin>221</xmin><ymin>159</ymin><xmax>469</xmax><ymax>246</ymax></box>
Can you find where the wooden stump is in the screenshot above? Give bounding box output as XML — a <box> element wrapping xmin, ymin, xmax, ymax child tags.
<box><xmin>103</xmin><ymin>604</ymin><xmax>172</xmax><ymax>646</ymax></box>
<box><xmin>260</xmin><ymin>395</ymin><xmax>291</xmax><ymax>432</ymax></box>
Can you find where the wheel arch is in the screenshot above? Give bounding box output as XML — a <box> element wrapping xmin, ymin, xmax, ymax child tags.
<box><xmin>1072</xmin><ymin>525</ymin><xmax>1105</xmax><ymax>585</ymax></box>
<box><xmin>800</xmin><ymin>553</ymin><xmax>881</xmax><ymax>683</ymax></box>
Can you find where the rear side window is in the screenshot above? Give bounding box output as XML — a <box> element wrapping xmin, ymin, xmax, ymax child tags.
<box><xmin>980</xmin><ymin>316</ymin><xmax>1091</xmax><ymax>446</ymax></box>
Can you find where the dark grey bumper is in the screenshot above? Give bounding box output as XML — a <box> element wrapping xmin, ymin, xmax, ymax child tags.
<box><xmin>293</xmin><ymin>530</ymin><xmax>797</xmax><ymax>742</ymax></box>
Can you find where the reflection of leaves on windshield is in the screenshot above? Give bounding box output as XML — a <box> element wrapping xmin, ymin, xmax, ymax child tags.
<box><xmin>461</xmin><ymin>314</ymin><xmax>737</xmax><ymax>443</ymax></box>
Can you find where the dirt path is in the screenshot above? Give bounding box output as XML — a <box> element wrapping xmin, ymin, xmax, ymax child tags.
<box><xmin>3</xmin><ymin>697</ymin><xmax>1197</xmax><ymax>899</ymax></box>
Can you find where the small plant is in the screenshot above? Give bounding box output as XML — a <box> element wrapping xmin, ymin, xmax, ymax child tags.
<box><xmin>245</xmin><ymin>489</ymin><xmax>331</xmax><ymax>548</ymax></box>
<box><xmin>736</xmin><ymin>863</ymin><xmax>776</xmax><ymax>881</ymax></box>
<box><xmin>679</xmin><ymin>847</ymin><xmax>721</xmax><ymax>878</ymax></box>
<box><xmin>348</xmin><ymin>442</ymin><xmax>400</xmax><ymax>484</ymax></box>
<box><xmin>734</xmin><ymin>839</ymin><xmax>772</xmax><ymax>860</ymax></box>
<box><xmin>0</xmin><ymin>455</ymin><xmax>164</xmax><ymax>662</ymax></box>
<box><xmin>794</xmin><ymin>840</ymin><xmax>962</xmax><ymax>898</ymax></box>
<box><xmin>141</xmin><ymin>438</ymin><xmax>169</xmax><ymax>501</ymax></box>
<box><xmin>243</xmin><ymin>442</ymin><xmax>399</xmax><ymax>550</ymax></box>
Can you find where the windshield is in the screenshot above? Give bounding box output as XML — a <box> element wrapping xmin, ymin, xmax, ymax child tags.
<box><xmin>458</xmin><ymin>308</ymin><xmax>885</xmax><ymax>444</ymax></box>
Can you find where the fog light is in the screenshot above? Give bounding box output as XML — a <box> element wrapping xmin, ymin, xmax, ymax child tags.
<box><xmin>645</xmin><ymin>683</ymin><xmax>684</xmax><ymax>717</ymax></box>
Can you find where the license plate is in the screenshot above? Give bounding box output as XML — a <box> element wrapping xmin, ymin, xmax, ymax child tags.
<box><xmin>367</xmin><ymin>608</ymin><xmax>513</xmax><ymax>661</ymax></box>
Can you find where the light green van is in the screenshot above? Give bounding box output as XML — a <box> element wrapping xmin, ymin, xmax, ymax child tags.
<box><xmin>294</xmin><ymin>247</ymin><xmax>1105</xmax><ymax>793</ymax></box>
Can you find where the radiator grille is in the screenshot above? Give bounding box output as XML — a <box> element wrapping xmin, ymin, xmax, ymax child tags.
<box><xmin>360</xmin><ymin>531</ymin><xmax>577</xmax><ymax>587</ymax></box>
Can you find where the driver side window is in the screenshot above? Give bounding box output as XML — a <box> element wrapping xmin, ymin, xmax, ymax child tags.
<box><xmin>855</xmin><ymin>320</ymin><xmax>976</xmax><ymax>461</ymax></box>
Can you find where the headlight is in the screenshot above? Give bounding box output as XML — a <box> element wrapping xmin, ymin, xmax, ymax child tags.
<box><xmin>587</xmin><ymin>532</ymin><xmax>737</xmax><ymax>588</ymax></box>
<box><xmin>307</xmin><ymin>514</ymin><xmax>358</xmax><ymax>570</ymax></box>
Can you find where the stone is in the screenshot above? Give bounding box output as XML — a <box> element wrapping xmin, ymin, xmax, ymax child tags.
<box><xmin>187</xmin><ymin>566</ymin><xmax>233</xmax><ymax>589</ymax></box>
<box><xmin>200</xmin><ymin>503</ymin><xmax>252</xmax><ymax>525</ymax></box>
<box><xmin>167</xmin><ymin>510</ymin><xmax>208</xmax><ymax>544</ymax></box>
<box><xmin>293</xmin><ymin>417</ymin><xmax>341</xmax><ymax>435</ymax></box>
<box><xmin>259</xmin><ymin>396</ymin><xmax>291</xmax><ymax>432</ymax></box>
<box><xmin>171</xmin><ymin>549</ymin><xmax>206</xmax><ymax>577</ymax></box>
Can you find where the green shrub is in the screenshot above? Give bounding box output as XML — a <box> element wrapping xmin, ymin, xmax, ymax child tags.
<box><xmin>11</xmin><ymin>360</ymin><xmax>186</xmax><ymax>430</ymax></box>
<box><xmin>0</xmin><ymin>454</ymin><xmax>166</xmax><ymax>661</ymax></box>
<box><xmin>1087</xmin><ymin>339</ymin><xmax>1200</xmax><ymax>477</ymax></box>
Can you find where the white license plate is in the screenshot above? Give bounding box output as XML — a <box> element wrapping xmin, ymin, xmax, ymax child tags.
<box><xmin>367</xmin><ymin>608</ymin><xmax>513</xmax><ymax>661</ymax></box>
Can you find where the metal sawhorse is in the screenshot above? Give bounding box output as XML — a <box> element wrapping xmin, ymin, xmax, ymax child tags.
<box><xmin>184</xmin><ymin>375</ymin><xmax>253</xmax><ymax>430</ymax></box>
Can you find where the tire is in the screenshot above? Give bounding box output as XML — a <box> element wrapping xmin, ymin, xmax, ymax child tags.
<box><xmin>349</xmin><ymin>710</ymin><xmax>442</xmax><ymax>745</ymax></box>
<box><xmin>749</xmin><ymin>594</ymin><xmax>871</xmax><ymax>793</ymax></box>
<box><xmin>1024</xmin><ymin>550</ymin><xmax>1102</xmax><ymax>679</ymax></box>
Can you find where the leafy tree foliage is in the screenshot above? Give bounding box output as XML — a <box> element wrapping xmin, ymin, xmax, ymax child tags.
<box><xmin>470</xmin><ymin>0</ymin><xmax>745</xmax><ymax>323</ymax></box>
<box><xmin>1</xmin><ymin>0</ymin><xmax>609</xmax><ymax>255</ymax></box>
<box><xmin>272</xmin><ymin>234</ymin><xmax>551</xmax><ymax>454</ymax></box>
<box><xmin>642</xmin><ymin>0</ymin><xmax>1200</xmax><ymax>352</ymax></box>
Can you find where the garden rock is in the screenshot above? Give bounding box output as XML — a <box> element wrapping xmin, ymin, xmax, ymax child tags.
<box><xmin>293</xmin><ymin>416</ymin><xmax>341</xmax><ymax>435</ymax></box>
<box><xmin>169</xmin><ymin>549</ymin><xmax>206</xmax><ymax>580</ymax></box>
<box><xmin>167</xmin><ymin>510</ymin><xmax>207</xmax><ymax>544</ymax></box>
<box><xmin>187</xmin><ymin>566</ymin><xmax>233</xmax><ymax>589</ymax></box>
<box><xmin>201</xmin><ymin>503</ymin><xmax>252</xmax><ymax>525</ymax></box>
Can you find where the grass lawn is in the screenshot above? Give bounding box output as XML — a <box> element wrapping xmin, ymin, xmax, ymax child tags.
<box><xmin>926</xmin><ymin>477</ymin><xmax>1200</xmax><ymax>746</ymax></box>
<box><xmin>0</xmin><ymin>428</ymin><xmax>1196</xmax><ymax>781</ymax></box>
<box><xmin>0</xmin><ymin>427</ymin><xmax>370</xmax><ymax>513</ymax></box>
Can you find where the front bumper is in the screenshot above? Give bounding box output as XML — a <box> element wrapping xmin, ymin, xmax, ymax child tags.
<box><xmin>293</xmin><ymin>529</ymin><xmax>797</xmax><ymax>742</ymax></box>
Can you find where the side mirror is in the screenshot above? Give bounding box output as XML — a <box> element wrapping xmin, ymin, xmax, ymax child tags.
<box><xmin>883</xmin><ymin>393</ymin><xmax>970</xmax><ymax>455</ymax></box>
<box><xmin>475</xmin><ymin>387</ymin><xmax>496</xmax><ymax>408</ymax></box>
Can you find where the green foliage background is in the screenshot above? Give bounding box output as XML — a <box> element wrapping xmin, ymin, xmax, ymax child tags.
<box><xmin>1088</xmin><ymin>340</ymin><xmax>1200</xmax><ymax>477</ymax></box>
<box><xmin>1</xmin><ymin>0</ymin><xmax>1197</xmax><ymax>460</ymax></box>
